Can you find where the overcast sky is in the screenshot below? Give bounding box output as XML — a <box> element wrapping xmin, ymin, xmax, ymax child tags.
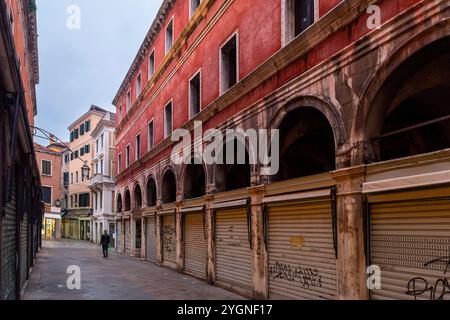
<box><xmin>34</xmin><ymin>0</ymin><xmax>161</xmax><ymax>144</ymax></box>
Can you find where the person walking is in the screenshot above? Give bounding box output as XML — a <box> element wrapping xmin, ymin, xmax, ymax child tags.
<box><xmin>100</xmin><ymin>230</ymin><xmax>111</xmax><ymax>259</ymax></box>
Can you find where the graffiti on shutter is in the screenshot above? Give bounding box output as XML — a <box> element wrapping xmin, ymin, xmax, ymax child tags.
<box><xmin>162</xmin><ymin>215</ymin><xmax>177</xmax><ymax>265</ymax></box>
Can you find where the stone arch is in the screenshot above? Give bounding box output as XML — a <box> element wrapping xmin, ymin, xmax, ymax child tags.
<box><xmin>351</xmin><ymin>22</ymin><xmax>450</xmax><ymax>163</ymax></box>
<box><xmin>146</xmin><ymin>174</ymin><xmax>158</xmax><ymax>207</ymax></box>
<box><xmin>161</xmin><ymin>166</ymin><xmax>177</xmax><ymax>204</ymax></box>
<box><xmin>133</xmin><ymin>183</ymin><xmax>142</xmax><ymax>208</ymax></box>
<box><xmin>181</xmin><ymin>156</ymin><xmax>208</xmax><ymax>200</ymax></box>
<box><xmin>124</xmin><ymin>188</ymin><xmax>131</xmax><ymax>212</ymax></box>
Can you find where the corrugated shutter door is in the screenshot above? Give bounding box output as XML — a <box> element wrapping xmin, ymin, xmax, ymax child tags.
<box><xmin>125</xmin><ymin>220</ymin><xmax>131</xmax><ymax>253</ymax></box>
<box><xmin>184</xmin><ymin>212</ymin><xmax>207</xmax><ymax>278</ymax></box>
<box><xmin>116</xmin><ymin>221</ymin><xmax>122</xmax><ymax>251</ymax></box>
<box><xmin>1</xmin><ymin>181</ymin><xmax>17</xmax><ymax>300</ymax></box>
<box><xmin>162</xmin><ymin>215</ymin><xmax>177</xmax><ymax>266</ymax></box>
<box><xmin>145</xmin><ymin>217</ymin><xmax>156</xmax><ymax>262</ymax></box>
<box><xmin>371</xmin><ymin>198</ymin><xmax>450</xmax><ymax>300</ymax></box>
<box><xmin>268</xmin><ymin>200</ymin><xmax>337</xmax><ymax>300</ymax></box>
<box><xmin>215</xmin><ymin>207</ymin><xmax>252</xmax><ymax>290</ymax></box>
<box><xmin>21</xmin><ymin>213</ymin><xmax>28</xmax><ymax>290</ymax></box>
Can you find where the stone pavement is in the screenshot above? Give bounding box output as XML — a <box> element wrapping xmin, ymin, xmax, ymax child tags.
<box><xmin>24</xmin><ymin>240</ymin><xmax>243</xmax><ymax>300</ymax></box>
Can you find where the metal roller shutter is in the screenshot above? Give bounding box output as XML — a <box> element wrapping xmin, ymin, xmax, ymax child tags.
<box><xmin>184</xmin><ymin>212</ymin><xmax>207</xmax><ymax>279</ymax></box>
<box><xmin>215</xmin><ymin>207</ymin><xmax>252</xmax><ymax>290</ymax></box>
<box><xmin>145</xmin><ymin>217</ymin><xmax>156</xmax><ymax>262</ymax></box>
<box><xmin>1</xmin><ymin>181</ymin><xmax>17</xmax><ymax>300</ymax></box>
<box><xmin>125</xmin><ymin>220</ymin><xmax>131</xmax><ymax>253</ymax></box>
<box><xmin>162</xmin><ymin>215</ymin><xmax>177</xmax><ymax>266</ymax></box>
<box><xmin>370</xmin><ymin>198</ymin><xmax>450</xmax><ymax>300</ymax></box>
<box><xmin>20</xmin><ymin>213</ymin><xmax>28</xmax><ymax>291</ymax></box>
<box><xmin>268</xmin><ymin>200</ymin><xmax>337</xmax><ymax>300</ymax></box>
<box><xmin>116</xmin><ymin>221</ymin><xmax>122</xmax><ymax>251</ymax></box>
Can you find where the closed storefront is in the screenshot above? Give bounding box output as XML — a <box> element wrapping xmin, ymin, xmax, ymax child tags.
<box><xmin>125</xmin><ymin>219</ymin><xmax>131</xmax><ymax>254</ymax></box>
<box><xmin>145</xmin><ymin>216</ymin><xmax>156</xmax><ymax>262</ymax></box>
<box><xmin>20</xmin><ymin>213</ymin><xmax>29</xmax><ymax>291</ymax></box>
<box><xmin>184</xmin><ymin>211</ymin><xmax>207</xmax><ymax>279</ymax></box>
<box><xmin>215</xmin><ymin>205</ymin><xmax>252</xmax><ymax>291</ymax></box>
<box><xmin>1</xmin><ymin>181</ymin><xmax>17</xmax><ymax>300</ymax></box>
<box><xmin>162</xmin><ymin>213</ymin><xmax>177</xmax><ymax>267</ymax></box>
<box><xmin>116</xmin><ymin>220</ymin><xmax>122</xmax><ymax>251</ymax></box>
<box><xmin>265</xmin><ymin>195</ymin><xmax>337</xmax><ymax>300</ymax></box>
<box><xmin>369</xmin><ymin>194</ymin><xmax>450</xmax><ymax>300</ymax></box>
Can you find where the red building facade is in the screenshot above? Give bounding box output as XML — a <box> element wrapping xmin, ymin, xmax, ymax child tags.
<box><xmin>114</xmin><ymin>0</ymin><xmax>450</xmax><ymax>299</ymax></box>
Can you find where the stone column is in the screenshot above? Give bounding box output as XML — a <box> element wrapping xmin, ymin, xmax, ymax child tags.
<box><xmin>332</xmin><ymin>166</ymin><xmax>368</xmax><ymax>300</ymax></box>
<box><xmin>204</xmin><ymin>194</ymin><xmax>215</xmax><ymax>284</ymax></box>
<box><xmin>176</xmin><ymin>203</ymin><xmax>184</xmax><ymax>272</ymax></box>
<box><xmin>141</xmin><ymin>216</ymin><xmax>146</xmax><ymax>260</ymax></box>
<box><xmin>248</xmin><ymin>185</ymin><xmax>267</xmax><ymax>299</ymax></box>
<box><xmin>155</xmin><ymin>204</ymin><xmax>163</xmax><ymax>263</ymax></box>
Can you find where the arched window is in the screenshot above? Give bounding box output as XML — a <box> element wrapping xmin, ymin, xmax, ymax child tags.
<box><xmin>275</xmin><ymin>107</ymin><xmax>336</xmax><ymax>181</ymax></box>
<box><xmin>134</xmin><ymin>184</ymin><xmax>142</xmax><ymax>208</ymax></box>
<box><xmin>146</xmin><ymin>177</ymin><xmax>157</xmax><ymax>207</ymax></box>
<box><xmin>183</xmin><ymin>162</ymin><xmax>206</xmax><ymax>199</ymax></box>
<box><xmin>125</xmin><ymin>189</ymin><xmax>131</xmax><ymax>211</ymax></box>
<box><xmin>116</xmin><ymin>193</ymin><xmax>122</xmax><ymax>213</ymax></box>
<box><xmin>162</xmin><ymin>170</ymin><xmax>177</xmax><ymax>204</ymax></box>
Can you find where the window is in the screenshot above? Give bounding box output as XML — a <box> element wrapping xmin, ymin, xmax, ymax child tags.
<box><xmin>71</xmin><ymin>173</ymin><xmax>73</xmax><ymax>184</ymax></box>
<box><xmin>126</xmin><ymin>91</ymin><xmax>131</xmax><ymax>112</ymax></box>
<box><xmin>164</xmin><ymin>101</ymin><xmax>173</xmax><ymax>138</ymax></box>
<box><xmin>64</xmin><ymin>172</ymin><xmax>69</xmax><ymax>188</ymax></box>
<box><xmin>94</xmin><ymin>193</ymin><xmax>97</xmax><ymax>210</ymax></box>
<box><xmin>283</xmin><ymin>0</ymin><xmax>315</xmax><ymax>45</ymax></box>
<box><xmin>189</xmin><ymin>71</ymin><xmax>201</xmax><ymax>118</ymax></box>
<box><xmin>190</xmin><ymin>0</ymin><xmax>201</xmax><ymax>18</ymax></box>
<box><xmin>42</xmin><ymin>187</ymin><xmax>52</xmax><ymax>205</ymax></box>
<box><xmin>74</xmin><ymin>128</ymin><xmax>79</xmax><ymax>139</ymax></box>
<box><xmin>76</xmin><ymin>171</ymin><xmax>79</xmax><ymax>183</ymax></box>
<box><xmin>118</xmin><ymin>104</ymin><xmax>122</xmax><ymax>120</ymax></box>
<box><xmin>80</xmin><ymin>147</ymin><xmax>85</xmax><ymax>157</ymax></box>
<box><xmin>135</xmin><ymin>134</ymin><xmax>141</xmax><ymax>161</ymax></box>
<box><xmin>136</xmin><ymin>73</ymin><xmax>142</xmax><ymax>97</ymax></box>
<box><xmin>74</xmin><ymin>194</ymin><xmax>78</xmax><ymax>207</ymax></box>
<box><xmin>148</xmin><ymin>120</ymin><xmax>154</xmax><ymax>151</ymax></box>
<box><xmin>126</xmin><ymin>145</ymin><xmax>130</xmax><ymax>168</ymax></box>
<box><xmin>79</xmin><ymin>193</ymin><xmax>90</xmax><ymax>208</ymax></box>
<box><xmin>220</xmin><ymin>34</ymin><xmax>238</xmax><ymax>94</ymax></box>
<box><xmin>80</xmin><ymin>123</ymin><xmax>85</xmax><ymax>136</ymax></box>
<box><xmin>64</xmin><ymin>154</ymin><xmax>69</xmax><ymax>163</ymax></box>
<box><xmin>100</xmin><ymin>191</ymin><xmax>103</xmax><ymax>210</ymax></box>
<box><xmin>118</xmin><ymin>154</ymin><xmax>122</xmax><ymax>174</ymax></box>
<box><xmin>71</xmin><ymin>153</ymin><xmax>74</xmax><ymax>161</ymax></box>
<box><xmin>96</xmin><ymin>139</ymin><xmax>99</xmax><ymax>153</ymax></box>
<box><xmin>42</xmin><ymin>160</ymin><xmax>52</xmax><ymax>176</ymax></box>
<box><xmin>165</xmin><ymin>17</ymin><xmax>174</xmax><ymax>53</ymax></box>
<box><xmin>70</xmin><ymin>195</ymin><xmax>74</xmax><ymax>208</ymax></box>
<box><xmin>75</xmin><ymin>150</ymin><xmax>79</xmax><ymax>158</ymax></box>
<box><xmin>149</xmin><ymin>50</ymin><xmax>155</xmax><ymax>78</ymax></box>
<box><xmin>70</xmin><ymin>131</ymin><xmax>74</xmax><ymax>142</ymax></box>
<box><xmin>101</xmin><ymin>134</ymin><xmax>104</xmax><ymax>148</ymax></box>
<box><xmin>85</xmin><ymin>144</ymin><xmax>90</xmax><ymax>154</ymax></box>
<box><xmin>85</xmin><ymin>120</ymin><xmax>91</xmax><ymax>132</ymax></box>
<box><xmin>100</xmin><ymin>159</ymin><xmax>104</xmax><ymax>174</ymax></box>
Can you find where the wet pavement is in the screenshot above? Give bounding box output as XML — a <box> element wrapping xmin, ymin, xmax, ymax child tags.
<box><xmin>24</xmin><ymin>240</ymin><xmax>243</xmax><ymax>300</ymax></box>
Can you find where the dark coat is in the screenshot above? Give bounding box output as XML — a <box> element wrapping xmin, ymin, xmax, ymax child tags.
<box><xmin>101</xmin><ymin>234</ymin><xmax>111</xmax><ymax>246</ymax></box>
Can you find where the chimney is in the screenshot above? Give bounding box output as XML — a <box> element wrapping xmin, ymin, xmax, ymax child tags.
<box><xmin>49</xmin><ymin>134</ymin><xmax>56</xmax><ymax>146</ymax></box>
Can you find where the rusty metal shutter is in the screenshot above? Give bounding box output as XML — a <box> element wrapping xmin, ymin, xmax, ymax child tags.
<box><xmin>145</xmin><ymin>217</ymin><xmax>156</xmax><ymax>262</ymax></box>
<box><xmin>370</xmin><ymin>198</ymin><xmax>450</xmax><ymax>300</ymax></box>
<box><xmin>125</xmin><ymin>220</ymin><xmax>131</xmax><ymax>253</ymax></box>
<box><xmin>1</xmin><ymin>181</ymin><xmax>17</xmax><ymax>300</ymax></box>
<box><xmin>215</xmin><ymin>207</ymin><xmax>252</xmax><ymax>290</ymax></box>
<box><xmin>184</xmin><ymin>212</ymin><xmax>207</xmax><ymax>279</ymax></box>
<box><xmin>116</xmin><ymin>221</ymin><xmax>122</xmax><ymax>251</ymax></box>
<box><xmin>162</xmin><ymin>214</ymin><xmax>177</xmax><ymax>266</ymax></box>
<box><xmin>267</xmin><ymin>200</ymin><xmax>337</xmax><ymax>300</ymax></box>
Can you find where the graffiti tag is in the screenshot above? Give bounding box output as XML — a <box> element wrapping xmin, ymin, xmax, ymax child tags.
<box><xmin>163</xmin><ymin>225</ymin><xmax>176</xmax><ymax>253</ymax></box>
<box><xmin>269</xmin><ymin>261</ymin><xmax>322</xmax><ymax>289</ymax></box>
<box><xmin>406</xmin><ymin>253</ymin><xmax>450</xmax><ymax>300</ymax></box>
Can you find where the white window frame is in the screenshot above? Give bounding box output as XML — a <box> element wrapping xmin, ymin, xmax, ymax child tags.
<box><xmin>164</xmin><ymin>99</ymin><xmax>174</xmax><ymax>138</ymax></box>
<box><xmin>189</xmin><ymin>0</ymin><xmax>202</xmax><ymax>19</ymax></box>
<box><xmin>126</xmin><ymin>144</ymin><xmax>130</xmax><ymax>168</ymax></box>
<box><xmin>118</xmin><ymin>153</ymin><xmax>122</xmax><ymax>174</ymax></box>
<box><xmin>188</xmin><ymin>69</ymin><xmax>202</xmax><ymax>119</ymax></box>
<box><xmin>281</xmin><ymin>0</ymin><xmax>319</xmax><ymax>47</ymax></box>
<box><xmin>165</xmin><ymin>16</ymin><xmax>175</xmax><ymax>54</ymax></box>
<box><xmin>219</xmin><ymin>31</ymin><xmax>239</xmax><ymax>95</ymax></box>
<box><xmin>41</xmin><ymin>159</ymin><xmax>53</xmax><ymax>177</ymax></box>
<box><xmin>136</xmin><ymin>72</ymin><xmax>142</xmax><ymax>98</ymax></box>
<box><xmin>135</xmin><ymin>133</ymin><xmax>141</xmax><ymax>161</ymax></box>
<box><xmin>42</xmin><ymin>185</ymin><xmax>52</xmax><ymax>205</ymax></box>
<box><xmin>148</xmin><ymin>118</ymin><xmax>155</xmax><ymax>151</ymax></box>
<box><xmin>126</xmin><ymin>90</ymin><xmax>131</xmax><ymax>112</ymax></box>
<box><xmin>148</xmin><ymin>49</ymin><xmax>156</xmax><ymax>79</ymax></box>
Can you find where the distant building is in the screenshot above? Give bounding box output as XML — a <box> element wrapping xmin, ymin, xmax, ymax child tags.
<box><xmin>34</xmin><ymin>142</ymin><xmax>63</xmax><ymax>240</ymax></box>
<box><xmin>88</xmin><ymin>111</ymin><xmax>117</xmax><ymax>245</ymax></box>
<box><xmin>62</xmin><ymin>105</ymin><xmax>107</xmax><ymax>241</ymax></box>
<box><xmin>0</xmin><ymin>0</ymin><xmax>42</xmax><ymax>300</ymax></box>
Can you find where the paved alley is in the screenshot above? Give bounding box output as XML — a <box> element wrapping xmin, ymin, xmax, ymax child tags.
<box><xmin>24</xmin><ymin>240</ymin><xmax>243</xmax><ymax>300</ymax></box>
